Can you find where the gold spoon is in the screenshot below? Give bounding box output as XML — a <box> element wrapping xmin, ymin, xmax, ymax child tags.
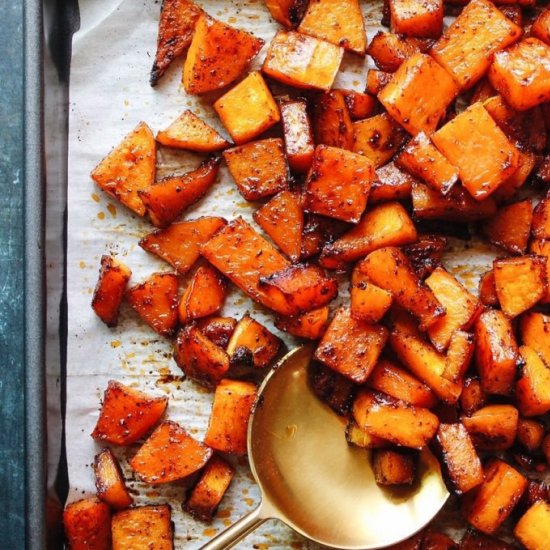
<box><xmin>201</xmin><ymin>345</ymin><xmax>449</xmax><ymax>550</ymax></box>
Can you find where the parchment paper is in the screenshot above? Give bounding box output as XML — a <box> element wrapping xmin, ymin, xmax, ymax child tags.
<box><xmin>65</xmin><ymin>1</ymin><xmax>496</xmax><ymax>547</ymax></box>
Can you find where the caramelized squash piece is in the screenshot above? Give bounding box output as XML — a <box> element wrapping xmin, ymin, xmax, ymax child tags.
<box><xmin>353</xmin><ymin>390</ymin><xmax>439</xmax><ymax>449</ymax></box>
<box><xmin>275</xmin><ymin>307</ymin><xmax>329</xmax><ymax>340</ymax></box>
<box><xmin>297</xmin><ymin>0</ymin><xmax>366</xmax><ymax>55</ymax></box>
<box><xmin>379</xmin><ymin>54</ymin><xmax>458</xmax><ymax>136</ymax></box>
<box><xmin>184</xmin><ymin>455</ymin><xmax>235</xmax><ymax>522</ymax></box>
<box><xmin>397</xmin><ymin>132</ymin><xmax>458</xmax><ymax>195</ymax></box>
<box><xmin>492</xmin><ymin>150</ymin><xmax>536</xmax><ymax>204</ymax></box>
<box><xmin>433</xmin><ymin>423</ymin><xmax>483</xmax><ymax>494</ymax></box>
<box><xmin>174</xmin><ymin>325</ymin><xmax>230</xmax><ymax>388</ymax></box>
<box><xmin>353</xmin><ymin>113</ymin><xmax>408</xmax><ymax>168</ymax></box>
<box><xmin>389</xmin><ymin>0</ymin><xmax>443</xmax><ymax>38</ymax></box>
<box><xmin>301</xmin><ymin>213</ymin><xmax>350</xmax><ymax>260</ymax></box>
<box><xmin>462</xmin><ymin>459</ymin><xmax>527</xmax><ymax>535</ymax></box>
<box><xmin>528</xmin><ymin>240</ymin><xmax>550</xmax><ymax>304</ymax></box>
<box><xmin>432</xmin><ymin>103</ymin><xmax>520</xmax><ymax>201</ymax></box>
<box><xmin>112</xmin><ymin>505</ymin><xmax>173</xmax><ymax>550</ymax></box>
<box><xmin>520</xmin><ymin>312</ymin><xmax>550</xmax><ymax>368</ymax></box>
<box><xmin>402</xmin><ymin>234</ymin><xmax>446</xmax><ymax>279</ymax></box>
<box><xmin>370</xmin><ymin>162</ymin><xmax>416</xmax><ymax>204</ymax></box>
<box><xmin>478</xmin><ymin>270</ymin><xmax>498</xmax><ymax>307</ymax></box>
<box><xmin>346</xmin><ymin>421</ymin><xmax>390</xmax><ymax>449</ymax></box>
<box><xmin>204</xmin><ymin>379</ymin><xmax>257</xmax><ymax>454</ymax></box>
<box><xmin>254</xmin><ymin>190</ymin><xmax>303</xmax><ymax>262</ymax></box>
<box><xmin>94</xmin><ymin>448</ymin><xmax>133</xmax><ymax>510</ymax></box>
<box><xmin>91</xmin><ymin>122</ymin><xmax>156</xmax><ymax>217</ymax></box>
<box><xmin>365</xmin><ymin>69</ymin><xmax>393</xmax><ymax>95</ymax></box>
<box><xmin>339</xmin><ymin>90</ymin><xmax>377</xmax><ymax>120</ymax></box>
<box><xmin>350</xmin><ymin>267</ymin><xmax>393</xmax><ymax>324</ymax></box>
<box><xmin>425</xmin><ymin>267</ymin><xmax>480</xmax><ymax>352</ymax></box>
<box><xmin>126</xmin><ymin>272</ymin><xmax>178</xmax><ymax>336</ymax></box>
<box><xmin>373</xmin><ymin>449</ymin><xmax>417</xmax><ymax>486</ymax></box>
<box><xmin>516</xmin><ymin>418</ymin><xmax>545</xmax><ymax>452</ymax></box>
<box><xmin>532</xmin><ymin>197</ymin><xmax>550</xmax><ymax>240</ymax></box>
<box><xmin>214</xmin><ymin>72</ymin><xmax>280</xmax><ymax>145</ymax></box>
<box><xmin>475</xmin><ymin>309</ymin><xmax>518</xmax><ymax>395</ymax></box>
<box><xmin>264</xmin><ymin>0</ymin><xmax>309</xmax><ymax>27</ymax></box>
<box><xmin>367</xmin><ymin>31</ymin><xmax>431</xmax><ymax>72</ymax></box>
<box><xmin>489</xmin><ymin>39</ymin><xmax>550</xmax><ymax>112</ymax></box>
<box><xmin>304</xmin><ymin>145</ymin><xmax>374</xmax><ymax>223</ymax></box>
<box><xmin>493</xmin><ymin>255</ymin><xmax>547</xmax><ymax>318</ymax></box>
<box><xmin>156</xmin><ymin>110</ymin><xmax>229</xmax><ymax>152</ymax></box>
<box><xmin>514</xmin><ymin>501</ymin><xmax>550</xmax><ymax>550</ymax></box>
<box><xmin>92</xmin><ymin>381</ymin><xmax>168</xmax><ymax>446</ymax></box>
<box><xmin>532</xmin><ymin>6</ymin><xmax>550</xmax><ymax>46</ymax></box>
<box><xmin>310</xmin><ymin>361</ymin><xmax>356</xmax><ymax>416</ymax></box>
<box><xmin>183</xmin><ymin>14</ymin><xmax>264</xmax><ymax>94</ymax></box>
<box><xmin>320</xmin><ymin>202</ymin><xmax>417</xmax><ymax>269</ymax></box>
<box><xmin>64</xmin><ymin>498</ymin><xmax>111</xmax><ymax>550</ymax></box>
<box><xmin>314</xmin><ymin>307</ymin><xmax>388</xmax><ymax>383</ymax></box>
<box><xmin>430</xmin><ymin>0</ymin><xmax>522</xmax><ymax>90</ymax></box>
<box><xmin>262</xmin><ymin>31</ymin><xmax>344</xmax><ymax>91</ymax></box>
<box><xmin>444</xmin><ymin>330</ymin><xmax>475</xmax><ymax>383</ymax></box>
<box><xmin>278</xmin><ymin>97</ymin><xmax>315</xmax><ymax>173</ymax></box>
<box><xmin>139</xmin><ymin>217</ymin><xmax>226</xmax><ymax>274</ymax></box>
<box><xmin>516</xmin><ymin>345</ymin><xmax>550</xmax><ymax>417</ymax></box>
<box><xmin>130</xmin><ymin>421</ymin><xmax>212</xmax><ymax>484</ymax></box>
<box><xmin>462</xmin><ymin>405</ymin><xmax>518</xmax><ymax>451</ymax></box>
<box><xmin>150</xmin><ymin>0</ymin><xmax>203</xmax><ymax>86</ymax></box>
<box><xmin>226</xmin><ymin>314</ymin><xmax>281</xmax><ymax>369</ymax></box>
<box><xmin>139</xmin><ymin>156</ymin><xmax>221</xmax><ymax>228</ymax></box>
<box><xmin>196</xmin><ymin>316</ymin><xmax>237</xmax><ymax>349</ymax></box>
<box><xmin>224</xmin><ymin>138</ymin><xmax>288</xmax><ymax>201</ymax></box>
<box><xmin>483</xmin><ymin>200</ymin><xmax>532</xmax><ymax>255</ymax></box>
<box><xmin>92</xmin><ymin>255</ymin><xmax>131</xmax><ymax>327</ymax></box>
<box><xmin>312</xmin><ymin>91</ymin><xmax>354</xmax><ymax>150</ymax></box>
<box><xmin>178</xmin><ymin>265</ymin><xmax>226</xmax><ymax>324</ymax></box>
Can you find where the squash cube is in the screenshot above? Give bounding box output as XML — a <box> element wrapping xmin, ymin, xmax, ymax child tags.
<box><xmin>516</xmin><ymin>345</ymin><xmax>550</xmax><ymax>417</ymax></box>
<box><xmin>520</xmin><ymin>312</ymin><xmax>550</xmax><ymax>368</ymax></box>
<box><xmin>275</xmin><ymin>307</ymin><xmax>329</xmax><ymax>341</ymax></box>
<box><xmin>462</xmin><ymin>404</ymin><xmax>518</xmax><ymax>451</ymax></box>
<box><xmin>532</xmin><ymin>6</ymin><xmax>550</xmax><ymax>46</ymax></box>
<box><xmin>367</xmin><ymin>31</ymin><xmax>431</xmax><ymax>72</ymax></box>
<box><xmin>370</xmin><ymin>162</ymin><xmax>416</xmax><ymax>204</ymax></box>
<box><xmin>483</xmin><ymin>200</ymin><xmax>533</xmax><ymax>255</ymax></box>
<box><xmin>312</xmin><ymin>91</ymin><xmax>354</xmax><ymax>150</ymax></box>
<box><xmin>339</xmin><ymin>89</ymin><xmax>377</xmax><ymax>120</ymax></box>
<box><xmin>112</xmin><ymin>505</ymin><xmax>173</xmax><ymax>550</ymax></box>
<box><xmin>350</xmin><ymin>263</ymin><xmax>393</xmax><ymax>324</ymax></box>
<box><xmin>64</xmin><ymin>498</ymin><xmax>111</xmax><ymax>550</ymax></box>
<box><xmin>196</xmin><ymin>316</ymin><xmax>236</xmax><ymax>349</ymax></box>
<box><xmin>94</xmin><ymin>448</ymin><xmax>133</xmax><ymax>510</ymax></box>
<box><xmin>264</xmin><ymin>0</ymin><xmax>309</xmax><ymax>28</ymax></box>
<box><xmin>389</xmin><ymin>0</ymin><xmax>443</xmax><ymax>39</ymax></box>
<box><xmin>309</xmin><ymin>361</ymin><xmax>356</xmax><ymax>416</ymax></box>
<box><xmin>373</xmin><ymin>449</ymin><xmax>417</xmax><ymax>486</ymax></box>
<box><xmin>278</xmin><ymin>97</ymin><xmax>314</xmax><ymax>173</ymax></box>
<box><xmin>514</xmin><ymin>501</ymin><xmax>550</xmax><ymax>550</ymax></box>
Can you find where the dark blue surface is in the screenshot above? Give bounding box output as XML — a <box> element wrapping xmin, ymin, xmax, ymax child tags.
<box><xmin>0</xmin><ymin>1</ymin><xmax>26</xmax><ymax>547</ymax></box>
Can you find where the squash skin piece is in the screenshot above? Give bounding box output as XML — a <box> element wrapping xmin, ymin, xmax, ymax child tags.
<box><xmin>461</xmin><ymin>404</ymin><xmax>518</xmax><ymax>451</ymax></box>
<box><xmin>183</xmin><ymin>14</ymin><xmax>264</xmax><ymax>94</ymax></box>
<box><xmin>130</xmin><ymin>421</ymin><xmax>213</xmax><ymax>484</ymax></box>
<box><xmin>112</xmin><ymin>505</ymin><xmax>173</xmax><ymax>550</ymax></box>
<box><xmin>262</xmin><ymin>30</ymin><xmax>344</xmax><ymax>91</ymax></box>
<box><xmin>373</xmin><ymin>449</ymin><xmax>417</xmax><ymax>486</ymax></box>
<box><xmin>94</xmin><ymin>448</ymin><xmax>133</xmax><ymax>510</ymax></box>
<box><xmin>178</xmin><ymin>265</ymin><xmax>226</xmax><ymax>324</ymax></box>
<box><xmin>352</xmin><ymin>113</ymin><xmax>408</xmax><ymax>168</ymax></box>
<box><xmin>520</xmin><ymin>312</ymin><xmax>550</xmax><ymax>368</ymax></box>
<box><xmin>339</xmin><ymin>90</ymin><xmax>377</xmax><ymax>120</ymax></box>
<box><xmin>92</xmin><ymin>381</ymin><xmax>168</xmax><ymax>446</ymax></box>
<box><xmin>514</xmin><ymin>500</ymin><xmax>550</xmax><ymax>550</ymax></box>
<box><xmin>430</xmin><ymin>0</ymin><xmax>522</xmax><ymax>91</ymax></box>
<box><xmin>462</xmin><ymin>459</ymin><xmax>527</xmax><ymax>535</ymax></box>
<box><xmin>483</xmin><ymin>200</ymin><xmax>532</xmax><ymax>255</ymax></box>
<box><xmin>532</xmin><ymin>6</ymin><xmax>550</xmax><ymax>46</ymax></box>
<box><xmin>379</xmin><ymin>54</ymin><xmax>458</xmax><ymax>136</ymax></box>
<box><xmin>64</xmin><ymin>497</ymin><xmax>111</xmax><ymax>550</ymax></box>
<box><xmin>360</xmin><ymin>247</ymin><xmax>444</xmax><ymax>331</ymax></box>
<box><xmin>312</xmin><ymin>91</ymin><xmax>354</xmax><ymax>150</ymax></box>
<box><xmin>174</xmin><ymin>325</ymin><xmax>230</xmax><ymax>388</ymax></box>
<box><xmin>91</xmin><ymin>255</ymin><xmax>131</xmax><ymax>327</ymax></box>
<box><xmin>493</xmin><ymin>255</ymin><xmax>547</xmax><ymax>318</ymax></box>
<box><xmin>139</xmin><ymin>217</ymin><xmax>226</xmax><ymax>275</ymax></box>
<box><xmin>489</xmin><ymin>38</ymin><xmax>550</xmax><ymax>112</ymax></box>
<box><xmin>432</xmin><ymin>103</ymin><xmax>520</xmax><ymax>201</ymax></box>
<box><xmin>214</xmin><ymin>72</ymin><xmax>280</xmax><ymax>145</ymax></box>
<box><xmin>310</xmin><ymin>361</ymin><xmax>356</xmax><ymax>416</ymax></box>
<box><xmin>150</xmin><ymin>0</ymin><xmax>203</xmax><ymax>86</ymax></box>
<box><xmin>320</xmin><ymin>202</ymin><xmax>417</xmax><ymax>269</ymax></box>
<box><xmin>275</xmin><ymin>307</ymin><xmax>329</xmax><ymax>340</ymax></box>
<box><xmin>224</xmin><ymin>138</ymin><xmax>288</xmax><ymax>201</ymax></box>
<box><xmin>370</xmin><ymin>162</ymin><xmax>416</xmax><ymax>204</ymax></box>
<box><xmin>91</xmin><ymin>122</ymin><xmax>156</xmax><ymax>217</ymax></box>
<box><xmin>304</xmin><ymin>145</ymin><xmax>374</xmax><ymax>223</ymax></box>
<box><xmin>126</xmin><ymin>272</ymin><xmax>179</xmax><ymax>336</ymax></box>
<box><xmin>353</xmin><ymin>390</ymin><xmax>439</xmax><ymax>449</ymax></box>
<box><xmin>278</xmin><ymin>97</ymin><xmax>315</xmax><ymax>173</ymax></box>
<box><xmin>196</xmin><ymin>316</ymin><xmax>237</xmax><ymax>349</ymax></box>
<box><xmin>397</xmin><ymin>132</ymin><xmax>458</xmax><ymax>195</ymax></box>
<box><xmin>204</xmin><ymin>379</ymin><xmax>257</xmax><ymax>454</ymax></box>
<box><xmin>156</xmin><ymin>110</ymin><xmax>229</xmax><ymax>152</ymax></box>
<box><xmin>264</xmin><ymin>0</ymin><xmax>309</xmax><ymax>27</ymax></box>
<box><xmin>254</xmin><ymin>190</ymin><xmax>303</xmax><ymax>262</ymax></box>
<box><xmin>433</xmin><ymin>423</ymin><xmax>483</xmax><ymax>495</ymax></box>
<box><xmin>314</xmin><ymin>307</ymin><xmax>388</xmax><ymax>384</ymax></box>
<box><xmin>184</xmin><ymin>455</ymin><xmax>235</xmax><ymax>522</ymax></box>
<box><xmin>474</xmin><ymin>309</ymin><xmax>518</xmax><ymax>395</ymax></box>
<box><xmin>516</xmin><ymin>345</ymin><xmax>550</xmax><ymax>417</ymax></box>
<box><xmin>367</xmin><ymin>31</ymin><xmax>431</xmax><ymax>72</ymax></box>
<box><xmin>389</xmin><ymin>0</ymin><xmax>443</xmax><ymax>39</ymax></box>
<box><xmin>139</xmin><ymin>156</ymin><xmax>221</xmax><ymax>228</ymax></box>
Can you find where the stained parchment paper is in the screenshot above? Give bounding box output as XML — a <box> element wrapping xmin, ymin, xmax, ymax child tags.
<box><xmin>65</xmin><ymin>1</ymin><xmax>497</xmax><ymax>547</ymax></box>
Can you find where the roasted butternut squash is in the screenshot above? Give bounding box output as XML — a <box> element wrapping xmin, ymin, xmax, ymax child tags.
<box><xmin>196</xmin><ymin>316</ymin><xmax>237</xmax><ymax>349</ymax></box>
<box><xmin>462</xmin><ymin>404</ymin><xmax>518</xmax><ymax>451</ymax></box>
<box><xmin>491</xmin><ymin>150</ymin><xmax>536</xmax><ymax>204</ymax></box>
<box><xmin>516</xmin><ymin>345</ymin><xmax>550</xmax><ymax>418</ymax></box>
<box><xmin>312</xmin><ymin>91</ymin><xmax>354</xmax><ymax>150</ymax></box>
<box><xmin>444</xmin><ymin>330</ymin><xmax>475</xmax><ymax>383</ymax></box>
<box><xmin>389</xmin><ymin>0</ymin><xmax>443</xmax><ymax>38</ymax></box>
<box><xmin>350</xmin><ymin>265</ymin><xmax>393</xmax><ymax>324</ymax></box>
<box><xmin>275</xmin><ymin>307</ymin><xmax>329</xmax><ymax>340</ymax></box>
<box><xmin>478</xmin><ymin>270</ymin><xmax>498</xmax><ymax>307</ymax></box>
<box><xmin>483</xmin><ymin>200</ymin><xmax>532</xmax><ymax>255</ymax></box>
<box><xmin>94</xmin><ymin>448</ymin><xmax>133</xmax><ymax>510</ymax></box>
<box><xmin>365</xmin><ymin>69</ymin><xmax>393</xmax><ymax>95</ymax></box>
<box><xmin>514</xmin><ymin>500</ymin><xmax>550</xmax><ymax>550</ymax></box>
<box><xmin>310</xmin><ymin>361</ymin><xmax>356</xmax><ymax>416</ymax></box>
<box><xmin>264</xmin><ymin>0</ymin><xmax>309</xmax><ymax>27</ymax></box>
<box><xmin>339</xmin><ymin>90</ymin><xmax>377</xmax><ymax>120</ymax></box>
<box><xmin>528</xmin><ymin>240</ymin><xmax>550</xmax><ymax>303</ymax></box>
<box><xmin>531</xmin><ymin>197</ymin><xmax>550</xmax><ymax>240</ymax></box>
<box><xmin>64</xmin><ymin>498</ymin><xmax>111</xmax><ymax>550</ymax></box>
<box><xmin>112</xmin><ymin>505</ymin><xmax>173</xmax><ymax>550</ymax></box>
<box><xmin>520</xmin><ymin>312</ymin><xmax>550</xmax><ymax>368</ymax></box>
<box><xmin>373</xmin><ymin>449</ymin><xmax>417</xmax><ymax>486</ymax></box>
<box><xmin>301</xmin><ymin>213</ymin><xmax>350</xmax><ymax>260</ymax></box>
<box><xmin>346</xmin><ymin>421</ymin><xmax>390</xmax><ymax>449</ymax></box>
<box><xmin>402</xmin><ymin>235</ymin><xmax>446</xmax><ymax>279</ymax></box>
<box><xmin>367</xmin><ymin>31</ymin><xmax>431</xmax><ymax>72</ymax></box>
<box><xmin>516</xmin><ymin>418</ymin><xmax>544</xmax><ymax>453</ymax></box>
<box><xmin>370</xmin><ymin>162</ymin><xmax>416</xmax><ymax>204</ymax></box>
<box><xmin>532</xmin><ymin>6</ymin><xmax>550</xmax><ymax>46</ymax></box>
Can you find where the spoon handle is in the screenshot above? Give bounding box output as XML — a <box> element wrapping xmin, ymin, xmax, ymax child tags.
<box><xmin>199</xmin><ymin>504</ymin><xmax>267</xmax><ymax>550</ymax></box>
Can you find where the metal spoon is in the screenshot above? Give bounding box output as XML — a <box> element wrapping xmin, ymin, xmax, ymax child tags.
<box><xmin>201</xmin><ymin>345</ymin><xmax>449</xmax><ymax>550</ymax></box>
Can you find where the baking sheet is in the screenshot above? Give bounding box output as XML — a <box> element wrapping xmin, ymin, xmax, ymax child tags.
<box><xmin>65</xmin><ymin>1</ymin><xmax>496</xmax><ymax>547</ymax></box>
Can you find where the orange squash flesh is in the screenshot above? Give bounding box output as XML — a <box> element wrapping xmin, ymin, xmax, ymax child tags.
<box><xmin>312</xmin><ymin>91</ymin><xmax>354</xmax><ymax>151</ymax></box>
<box><xmin>94</xmin><ymin>448</ymin><xmax>133</xmax><ymax>510</ymax></box>
<box><xmin>64</xmin><ymin>498</ymin><xmax>111</xmax><ymax>550</ymax></box>
<box><xmin>279</xmin><ymin>97</ymin><xmax>315</xmax><ymax>173</ymax></box>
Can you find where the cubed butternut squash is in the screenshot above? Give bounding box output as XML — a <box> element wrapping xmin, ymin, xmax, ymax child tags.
<box><xmin>402</xmin><ymin>234</ymin><xmax>446</xmax><ymax>279</ymax></box>
<box><xmin>444</xmin><ymin>330</ymin><xmax>475</xmax><ymax>383</ymax></box>
<box><xmin>183</xmin><ymin>14</ymin><xmax>264</xmax><ymax>94</ymax></box>
<box><xmin>532</xmin><ymin>197</ymin><xmax>550</xmax><ymax>240</ymax></box>
<box><xmin>379</xmin><ymin>53</ymin><xmax>458</xmax><ymax>136</ymax></box>
<box><xmin>314</xmin><ymin>307</ymin><xmax>388</xmax><ymax>383</ymax></box>
<box><xmin>92</xmin><ymin>381</ymin><xmax>168</xmax><ymax>446</ymax></box>
<box><xmin>516</xmin><ymin>418</ymin><xmax>545</xmax><ymax>453</ymax></box>
<box><xmin>339</xmin><ymin>90</ymin><xmax>377</xmax><ymax>120</ymax></box>
<box><xmin>275</xmin><ymin>307</ymin><xmax>329</xmax><ymax>340</ymax></box>
<box><xmin>262</xmin><ymin>30</ymin><xmax>344</xmax><ymax>91</ymax></box>
<box><xmin>532</xmin><ymin>6</ymin><xmax>550</xmax><ymax>46</ymax></box>
<box><xmin>514</xmin><ymin>500</ymin><xmax>550</xmax><ymax>550</ymax></box>
<box><xmin>204</xmin><ymin>379</ymin><xmax>257</xmax><ymax>454</ymax></box>
<box><xmin>373</xmin><ymin>449</ymin><xmax>417</xmax><ymax>486</ymax></box>
<box><xmin>491</xmin><ymin>150</ymin><xmax>536</xmax><ymax>204</ymax></box>
<box><xmin>370</xmin><ymin>161</ymin><xmax>416</xmax><ymax>204</ymax></box>
<box><xmin>462</xmin><ymin>404</ymin><xmax>518</xmax><ymax>450</ymax></box>
<box><xmin>310</xmin><ymin>361</ymin><xmax>356</xmax><ymax>416</ymax></box>
<box><xmin>130</xmin><ymin>420</ymin><xmax>213</xmax><ymax>484</ymax></box>
<box><xmin>94</xmin><ymin>448</ymin><xmax>133</xmax><ymax>510</ymax></box>
<box><xmin>312</xmin><ymin>91</ymin><xmax>354</xmax><ymax>150</ymax></box>
<box><xmin>112</xmin><ymin>505</ymin><xmax>173</xmax><ymax>550</ymax></box>
<box><xmin>520</xmin><ymin>312</ymin><xmax>550</xmax><ymax>368</ymax></box>
<box><xmin>478</xmin><ymin>270</ymin><xmax>499</xmax><ymax>307</ymax></box>
<box><xmin>91</xmin><ymin>255</ymin><xmax>131</xmax><ymax>327</ymax></box>
<box><xmin>196</xmin><ymin>316</ymin><xmax>237</xmax><ymax>349</ymax></box>
<box><xmin>301</xmin><ymin>213</ymin><xmax>350</xmax><ymax>260</ymax></box>
<box><xmin>528</xmin><ymin>240</ymin><xmax>550</xmax><ymax>303</ymax></box>
<box><xmin>214</xmin><ymin>72</ymin><xmax>280</xmax><ymax>145</ymax></box>
<box><xmin>483</xmin><ymin>200</ymin><xmax>533</xmax><ymax>255</ymax></box>
<box><xmin>350</xmin><ymin>265</ymin><xmax>393</xmax><ymax>324</ymax></box>
<box><xmin>365</xmin><ymin>69</ymin><xmax>393</xmax><ymax>95</ymax></box>
<box><xmin>64</xmin><ymin>498</ymin><xmax>111</xmax><ymax>550</ymax></box>
<box><xmin>264</xmin><ymin>0</ymin><xmax>309</xmax><ymax>27</ymax></box>
<box><xmin>516</xmin><ymin>345</ymin><xmax>550</xmax><ymax>417</ymax></box>
<box><xmin>389</xmin><ymin>0</ymin><xmax>443</xmax><ymax>38</ymax></box>
<box><xmin>367</xmin><ymin>31</ymin><xmax>431</xmax><ymax>72</ymax></box>
<box><xmin>346</xmin><ymin>421</ymin><xmax>391</xmax><ymax>449</ymax></box>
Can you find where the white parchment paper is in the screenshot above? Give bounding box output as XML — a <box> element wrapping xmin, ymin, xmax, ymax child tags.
<box><xmin>66</xmin><ymin>1</ymin><xmax>497</xmax><ymax>547</ymax></box>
